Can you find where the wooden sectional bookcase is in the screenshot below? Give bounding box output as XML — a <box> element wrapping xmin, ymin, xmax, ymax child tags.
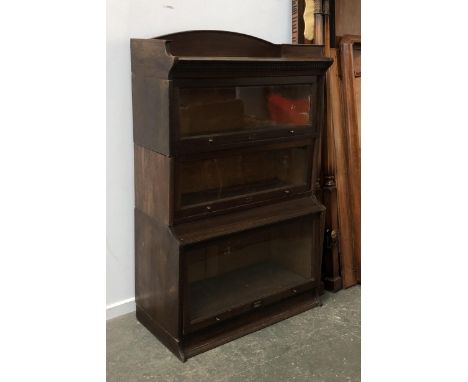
<box><xmin>131</xmin><ymin>31</ymin><xmax>333</xmax><ymax>361</ymax></box>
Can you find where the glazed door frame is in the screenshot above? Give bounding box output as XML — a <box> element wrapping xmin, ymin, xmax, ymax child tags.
<box><xmin>173</xmin><ymin>138</ymin><xmax>315</xmax><ymax>223</ymax></box>
<box><xmin>180</xmin><ymin>213</ymin><xmax>323</xmax><ymax>335</ymax></box>
<box><xmin>171</xmin><ymin>76</ymin><xmax>324</xmax><ymax>154</ymax></box>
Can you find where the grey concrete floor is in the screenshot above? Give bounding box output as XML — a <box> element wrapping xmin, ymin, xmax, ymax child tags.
<box><xmin>107</xmin><ymin>286</ymin><xmax>360</xmax><ymax>382</ymax></box>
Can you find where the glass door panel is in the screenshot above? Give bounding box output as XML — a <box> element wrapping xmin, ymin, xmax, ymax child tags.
<box><xmin>184</xmin><ymin>215</ymin><xmax>320</xmax><ymax>330</ymax></box>
<box><xmin>176</xmin><ymin>144</ymin><xmax>310</xmax><ymax>210</ymax></box>
<box><xmin>178</xmin><ymin>83</ymin><xmax>317</xmax><ymax>137</ymax></box>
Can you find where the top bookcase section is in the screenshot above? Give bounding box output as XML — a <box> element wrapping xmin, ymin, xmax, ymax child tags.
<box><xmin>131</xmin><ymin>31</ymin><xmax>333</xmax><ymax>156</ymax></box>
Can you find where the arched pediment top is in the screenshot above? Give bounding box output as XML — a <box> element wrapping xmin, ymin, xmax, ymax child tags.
<box><xmin>154</xmin><ymin>30</ymin><xmax>282</xmax><ymax>58</ymax></box>
<box><xmin>130</xmin><ymin>30</ymin><xmax>331</xmax><ymax>78</ymax></box>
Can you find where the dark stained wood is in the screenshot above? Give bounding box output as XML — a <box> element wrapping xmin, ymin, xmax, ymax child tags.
<box><xmin>323</xmin><ymin>0</ymin><xmax>330</xmax><ymax>45</ymax></box>
<box><xmin>159</xmin><ymin>30</ymin><xmax>279</xmax><ymax>58</ymax></box>
<box><xmin>132</xmin><ymin>77</ymin><xmax>171</xmax><ymax>155</ymax></box>
<box><xmin>311</xmin><ymin>75</ymin><xmax>325</xmax><ymax>195</ymax></box>
<box><xmin>130</xmin><ymin>33</ymin><xmax>333</xmax><ymax>81</ymax></box>
<box><xmin>320</xmin><ymin>2</ymin><xmax>343</xmax><ymax>292</ymax></box>
<box><xmin>281</xmin><ymin>44</ymin><xmax>324</xmax><ymax>58</ymax></box>
<box><xmin>131</xmin><ymin>31</ymin><xmax>332</xmax><ymax>361</ymax></box>
<box><xmin>134</xmin><ymin>144</ymin><xmax>173</xmax><ymax>225</ymax></box>
<box><xmin>176</xmin><ymin>189</ymin><xmax>314</xmax><ymax>224</ymax></box>
<box><xmin>321</xmin><ymin>187</ymin><xmax>343</xmax><ymax>291</ymax></box>
<box><xmin>134</xmin><ymin>139</ymin><xmax>321</xmax><ymax>225</ymax></box>
<box><xmin>340</xmin><ymin>35</ymin><xmax>361</xmax><ymax>283</ymax></box>
<box><xmin>174</xmin><ymin>75</ymin><xmax>322</xmax><ymax>87</ymax></box>
<box><xmin>175</xmin><ymin>127</ymin><xmax>317</xmax><ymax>155</ymax></box>
<box><xmin>135</xmin><ymin>209</ymin><xmax>181</xmax><ymax>338</ymax></box>
<box><xmin>170</xmin><ymin>57</ymin><xmax>332</xmax><ymax>79</ymax></box>
<box><xmin>131</xmin><ymin>31</ymin><xmax>333</xmax><ymax>80</ymax></box>
<box><xmin>136</xmin><ymin>201</ymin><xmax>325</xmax><ymax>362</ymax></box>
<box><xmin>136</xmin><ymin>139</ymin><xmax>321</xmax><ymax>225</ymax></box>
<box><xmin>130</xmin><ymin>35</ymin><xmax>331</xmax><ymax>156</ymax></box>
<box><xmin>138</xmin><ymin>287</ymin><xmax>321</xmax><ymax>362</ymax></box>
<box><xmin>327</xmin><ymin>0</ymin><xmax>337</xmax><ymax>48</ymax></box>
<box><xmin>183</xmin><ymin>289</ymin><xmax>321</xmax><ymax>359</ymax></box>
<box><xmin>172</xmin><ymin>197</ymin><xmax>324</xmax><ymax>245</ymax></box>
<box><xmin>130</xmin><ymin>39</ymin><xmax>174</xmax><ymax>79</ymax></box>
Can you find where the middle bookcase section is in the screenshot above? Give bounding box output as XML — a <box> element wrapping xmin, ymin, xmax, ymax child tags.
<box><xmin>174</xmin><ymin>140</ymin><xmax>314</xmax><ymax>221</ymax></box>
<box><xmin>173</xmin><ymin>79</ymin><xmax>320</xmax><ymax>154</ymax></box>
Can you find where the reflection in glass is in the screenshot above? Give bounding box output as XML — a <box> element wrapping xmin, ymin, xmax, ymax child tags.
<box><xmin>178</xmin><ymin>83</ymin><xmax>316</xmax><ymax>137</ymax></box>
<box><xmin>186</xmin><ymin>215</ymin><xmax>317</xmax><ymax>323</ymax></box>
<box><xmin>177</xmin><ymin>146</ymin><xmax>309</xmax><ymax>207</ymax></box>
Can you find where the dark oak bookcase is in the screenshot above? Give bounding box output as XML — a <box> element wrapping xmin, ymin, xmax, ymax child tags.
<box><xmin>131</xmin><ymin>31</ymin><xmax>332</xmax><ymax>361</ymax></box>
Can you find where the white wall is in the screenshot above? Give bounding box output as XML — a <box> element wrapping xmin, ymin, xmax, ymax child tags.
<box><xmin>106</xmin><ymin>0</ymin><xmax>292</xmax><ymax>319</ymax></box>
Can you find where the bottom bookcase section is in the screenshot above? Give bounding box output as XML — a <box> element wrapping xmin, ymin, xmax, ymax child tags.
<box><xmin>135</xmin><ymin>197</ymin><xmax>326</xmax><ymax>362</ymax></box>
<box><xmin>183</xmin><ymin>213</ymin><xmax>323</xmax><ymax>333</ymax></box>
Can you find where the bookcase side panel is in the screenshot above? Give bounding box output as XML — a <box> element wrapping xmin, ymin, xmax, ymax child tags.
<box><xmin>135</xmin><ymin>209</ymin><xmax>180</xmax><ymax>339</ymax></box>
<box><xmin>134</xmin><ymin>144</ymin><xmax>173</xmax><ymax>226</ymax></box>
<box><xmin>132</xmin><ymin>76</ymin><xmax>171</xmax><ymax>155</ymax></box>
